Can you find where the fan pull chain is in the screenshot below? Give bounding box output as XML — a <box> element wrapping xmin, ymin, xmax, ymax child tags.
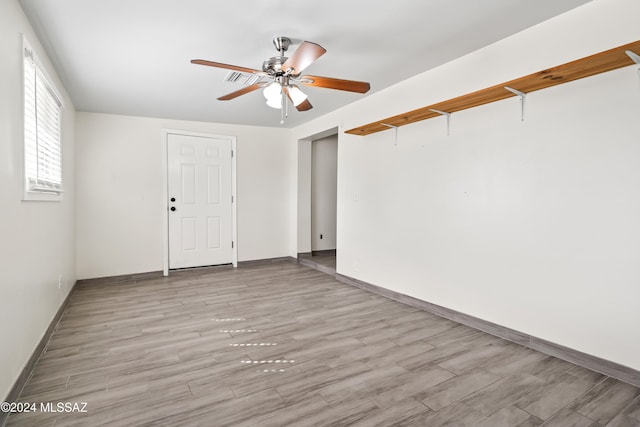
<box><xmin>285</xmin><ymin>90</ymin><xmax>289</xmax><ymax>121</ymax></box>
<box><xmin>280</xmin><ymin>89</ymin><xmax>286</xmax><ymax>124</ymax></box>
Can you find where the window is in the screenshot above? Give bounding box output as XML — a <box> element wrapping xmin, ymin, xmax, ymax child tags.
<box><xmin>23</xmin><ymin>36</ymin><xmax>64</xmax><ymax>201</ymax></box>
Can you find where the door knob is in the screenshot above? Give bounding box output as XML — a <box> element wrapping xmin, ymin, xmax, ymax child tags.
<box><xmin>170</xmin><ymin>207</ymin><xmax>176</xmax><ymax>212</ymax></box>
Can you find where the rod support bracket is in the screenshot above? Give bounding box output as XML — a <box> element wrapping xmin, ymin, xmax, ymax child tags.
<box><xmin>505</xmin><ymin>86</ymin><xmax>527</xmax><ymax>121</ymax></box>
<box><xmin>380</xmin><ymin>123</ymin><xmax>400</xmax><ymax>145</ymax></box>
<box><xmin>626</xmin><ymin>50</ymin><xmax>640</xmax><ymax>87</ymax></box>
<box><xmin>626</xmin><ymin>50</ymin><xmax>640</xmax><ymax>66</ymax></box>
<box><xmin>429</xmin><ymin>109</ymin><xmax>452</xmax><ymax>136</ymax></box>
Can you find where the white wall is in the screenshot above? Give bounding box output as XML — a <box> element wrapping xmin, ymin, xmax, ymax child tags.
<box><xmin>311</xmin><ymin>135</ymin><xmax>338</xmax><ymax>251</ymax></box>
<box><xmin>0</xmin><ymin>0</ymin><xmax>76</xmax><ymax>400</ymax></box>
<box><xmin>76</xmin><ymin>112</ymin><xmax>292</xmax><ymax>279</ymax></box>
<box><xmin>291</xmin><ymin>0</ymin><xmax>640</xmax><ymax>370</ymax></box>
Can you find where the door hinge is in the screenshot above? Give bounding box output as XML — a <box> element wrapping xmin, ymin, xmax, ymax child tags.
<box><xmin>231</xmin><ymin>241</ymin><xmax>234</xmax><ymax>249</ymax></box>
<box><xmin>231</xmin><ymin>150</ymin><xmax>234</xmax><ymax>158</ymax></box>
<box><xmin>231</xmin><ymin>195</ymin><xmax>234</xmax><ymax>203</ymax></box>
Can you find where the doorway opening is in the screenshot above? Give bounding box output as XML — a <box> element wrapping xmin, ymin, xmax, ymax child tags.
<box><xmin>297</xmin><ymin>128</ymin><xmax>338</xmax><ymax>274</ymax></box>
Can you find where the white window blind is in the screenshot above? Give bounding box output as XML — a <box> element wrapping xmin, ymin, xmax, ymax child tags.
<box><xmin>24</xmin><ymin>40</ymin><xmax>63</xmax><ymax>196</ymax></box>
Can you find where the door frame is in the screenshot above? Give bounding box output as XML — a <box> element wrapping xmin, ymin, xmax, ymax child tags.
<box><xmin>296</xmin><ymin>126</ymin><xmax>338</xmax><ymax>255</ymax></box>
<box><xmin>161</xmin><ymin>129</ymin><xmax>238</xmax><ymax>276</ymax></box>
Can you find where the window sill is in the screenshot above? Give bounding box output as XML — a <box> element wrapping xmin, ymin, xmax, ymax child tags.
<box><xmin>23</xmin><ymin>191</ymin><xmax>63</xmax><ymax>202</ymax></box>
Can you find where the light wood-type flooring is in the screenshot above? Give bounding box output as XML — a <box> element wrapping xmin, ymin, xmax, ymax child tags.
<box><xmin>310</xmin><ymin>253</ymin><xmax>337</xmax><ymax>271</ymax></box>
<box><xmin>7</xmin><ymin>261</ymin><xmax>640</xmax><ymax>426</ymax></box>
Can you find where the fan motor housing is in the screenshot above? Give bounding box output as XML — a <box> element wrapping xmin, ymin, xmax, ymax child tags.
<box><xmin>262</xmin><ymin>56</ymin><xmax>288</xmax><ymax>75</ymax></box>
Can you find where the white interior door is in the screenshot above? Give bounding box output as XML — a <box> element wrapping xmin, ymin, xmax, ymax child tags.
<box><xmin>168</xmin><ymin>133</ymin><xmax>233</xmax><ymax>269</ymax></box>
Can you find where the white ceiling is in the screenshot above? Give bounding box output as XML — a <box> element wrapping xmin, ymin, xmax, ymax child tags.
<box><xmin>19</xmin><ymin>0</ymin><xmax>589</xmax><ymax>128</ymax></box>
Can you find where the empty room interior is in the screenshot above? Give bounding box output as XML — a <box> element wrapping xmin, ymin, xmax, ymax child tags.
<box><xmin>2</xmin><ymin>0</ymin><xmax>640</xmax><ymax>425</ymax></box>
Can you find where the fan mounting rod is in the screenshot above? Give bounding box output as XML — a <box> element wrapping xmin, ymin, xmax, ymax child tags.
<box><xmin>273</xmin><ymin>36</ymin><xmax>291</xmax><ymax>56</ymax></box>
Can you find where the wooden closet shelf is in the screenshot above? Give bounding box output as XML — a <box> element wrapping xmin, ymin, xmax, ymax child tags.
<box><xmin>345</xmin><ymin>40</ymin><xmax>640</xmax><ymax>136</ymax></box>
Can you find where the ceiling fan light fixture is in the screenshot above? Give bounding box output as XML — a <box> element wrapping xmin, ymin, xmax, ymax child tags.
<box><xmin>266</xmin><ymin>97</ymin><xmax>282</xmax><ymax>109</ymax></box>
<box><xmin>287</xmin><ymin>85</ymin><xmax>308</xmax><ymax>106</ymax></box>
<box><xmin>263</xmin><ymin>82</ymin><xmax>282</xmax><ymax>108</ymax></box>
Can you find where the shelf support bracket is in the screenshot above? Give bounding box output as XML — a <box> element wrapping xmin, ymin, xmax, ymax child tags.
<box><xmin>626</xmin><ymin>50</ymin><xmax>640</xmax><ymax>85</ymax></box>
<box><xmin>429</xmin><ymin>109</ymin><xmax>451</xmax><ymax>136</ymax></box>
<box><xmin>380</xmin><ymin>123</ymin><xmax>399</xmax><ymax>145</ymax></box>
<box><xmin>504</xmin><ymin>86</ymin><xmax>527</xmax><ymax>121</ymax></box>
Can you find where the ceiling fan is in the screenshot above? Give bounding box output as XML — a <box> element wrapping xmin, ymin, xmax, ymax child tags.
<box><xmin>191</xmin><ymin>36</ymin><xmax>371</xmax><ymax>122</ymax></box>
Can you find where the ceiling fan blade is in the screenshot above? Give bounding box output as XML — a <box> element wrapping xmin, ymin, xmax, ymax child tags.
<box><xmin>300</xmin><ymin>75</ymin><xmax>370</xmax><ymax>93</ymax></box>
<box><xmin>295</xmin><ymin>99</ymin><xmax>313</xmax><ymax>112</ymax></box>
<box><xmin>191</xmin><ymin>59</ymin><xmax>262</xmax><ymax>75</ymax></box>
<box><xmin>217</xmin><ymin>83</ymin><xmax>263</xmax><ymax>101</ymax></box>
<box><xmin>282</xmin><ymin>41</ymin><xmax>326</xmax><ymax>75</ymax></box>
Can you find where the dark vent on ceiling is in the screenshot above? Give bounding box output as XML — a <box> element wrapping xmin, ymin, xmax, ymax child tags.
<box><xmin>224</xmin><ymin>71</ymin><xmax>264</xmax><ymax>86</ymax></box>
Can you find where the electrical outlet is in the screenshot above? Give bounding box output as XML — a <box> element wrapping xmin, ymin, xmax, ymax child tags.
<box><xmin>58</xmin><ymin>274</ymin><xmax>63</xmax><ymax>289</ymax></box>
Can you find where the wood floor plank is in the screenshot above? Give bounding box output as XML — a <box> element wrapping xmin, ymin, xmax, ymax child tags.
<box><xmin>463</xmin><ymin>373</ymin><xmax>545</xmax><ymax>416</ymax></box>
<box><xmin>6</xmin><ymin>261</ymin><xmax>639</xmax><ymax>426</ymax></box>
<box><xmin>515</xmin><ymin>372</ymin><xmax>605</xmax><ymax>420</ymax></box>
<box><xmin>605</xmin><ymin>395</ymin><xmax>640</xmax><ymax>427</ymax></box>
<box><xmin>416</xmin><ymin>368</ymin><xmax>501</xmax><ymax>411</ymax></box>
<box><xmin>570</xmin><ymin>377</ymin><xmax>640</xmax><ymax>425</ymax></box>
<box><xmin>523</xmin><ymin>354</ymin><xmax>580</xmax><ymax>382</ymax></box>
<box><xmin>540</xmin><ymin>408</ymin><xmax>602</xmax><ymax>427</ymax></box>
<box><xmin>475</xmin><ymin>405</ymin><xmax>539</xmax><ymax>427</ymax></box>
<box><xmin>362</xmin><ymin>339</ymin><xmax>437</xmax><ymax>370</ymax></box>
<box><xmin>349</xmin><ymin>398</ymin><xmax>434</xmax><ymax>426</ymax></box>
<box><xmin>233</xmin><ymin>394</ymin><xmax>329</xmax><ymax>427</ymax></box>
<box><xmin>317</xmin><ymin>364</ymin><xmax>409</xmax><ymax>404</ymax></box>
<box><xmin>421</xmin><ymin>401</ymin><xmax>486</xmax><ymax>426</ymax></box>
<box><xmin>370</xmin><ymin>365</ymin><xmax>456</xmax><ymax>409</ymax></box>
<box><xmin>438</xmin><ymin>343</ymin><xmax>510</xmax><ymax>375</ymax></box>
<box><xmin>396</xmin><ymin>341</ymin><xmax>470</xmax><ymax>371</ymax></box>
